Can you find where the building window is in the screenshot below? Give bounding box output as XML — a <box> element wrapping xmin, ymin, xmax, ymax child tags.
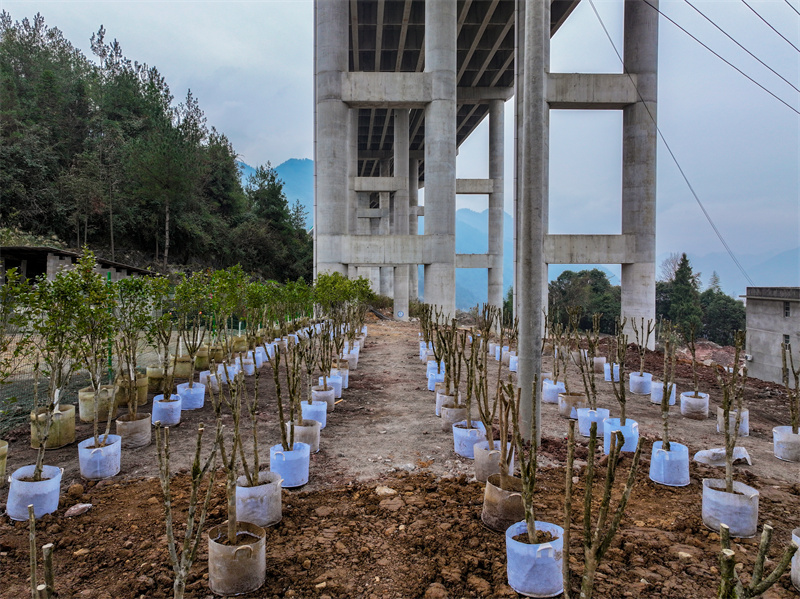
<box><xmin>785</xmin><ymin>302</ymin><xmax>791</xmax><ymax>317</ymax></box>
<box><xmin>784</xmin><ymin>334</ymin><xmax>791</xmax><ymax>346</ymax></box>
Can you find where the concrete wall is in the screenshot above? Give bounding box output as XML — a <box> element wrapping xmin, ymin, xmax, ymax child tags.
<box><xmin>746</xmin><ymin>290</ymin><xmax>800</xmax><ymax>384</ymax></box>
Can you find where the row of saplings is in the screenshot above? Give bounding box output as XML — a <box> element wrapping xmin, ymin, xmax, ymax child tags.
<box><xmin>416</xmin><ymin>303</ymin><xmax>800</xmax><ymax>598</ymax></box>
<box><xmin>1</xmin><ymin>255</ymin><xmax>371</xmax><ymax>597</ymax></box>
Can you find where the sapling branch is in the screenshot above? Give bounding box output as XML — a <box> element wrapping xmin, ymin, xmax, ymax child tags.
<box><xmin>661</xmin><ymin>321</ymin><xmax>678</xmax><ymax>452</ymax></box>
<box><xmin>268</xmin><ymin>345</ymin><xmax>292</xmax><ymax>451</ymax></box>
<box><xmin>508</xmin><ymin>379</ymin><xmax>538</xmax><ymax>544</ymax></box>
<box><xmin>29</xmin><ymin>505</ymin><xmax>37</xmax><ymax>599</ymax></box>
<box><xmin>155</xmin><ymin>423</ymin><xmax>219</xmax><ymax>599</ymax></box>
<box><xmin>716</xmin><ymin>523</ymin><xmax>798</xmax><ymax>598</ymax></box>
<box><xmin>42</xmin><ymin>543</ymin><xmax>55</xmax><ymax>599</ymax></box>
<box><xmin>631</xmin><ymin>317</ymin><xmax>655</xmax><ymax>376</ymax></box>
<box><xmin>563</xmin><ymin>420</ymin><xmax>576</xmax><ymax>599</ymax></box>
<box><xmin>608</xmin><ymin>317</ymin><xmax>629</xmax><ymax>425</ymax></box>
<box><xmin>683</xmin><ymin>324</ymin><xmax>701</xmax><ymax>398</ymax></box>
<box><xmin>578</xmin><ymin>423</ymin><xmax>643</xmax><ymax>599</ymax></box>
<box><xmin>715</xmin><ymin>331</ymin><xmax>747</xmax><ymax>494</ymax></box>
<box><xmin>574</xmin><ymin>314</ymin><xmax>600</xmax><ymax>410</ymax></box>
<box><xmin>781</xmin><ymin>343</ymin><xmax>800</xmax><ymax>434</ymax></box>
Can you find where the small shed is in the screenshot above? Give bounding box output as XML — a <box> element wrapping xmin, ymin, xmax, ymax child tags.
<box><xmin>0</xmin><ymin>246</ymin><xmax>152</xmax><ymax>284</ymax></box>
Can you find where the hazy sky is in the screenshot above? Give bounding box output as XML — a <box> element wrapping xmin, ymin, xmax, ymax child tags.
<box><xmin>4</xmin><ymin>0</ymin><xmax>799</xmax><ymax>283</ymax></box>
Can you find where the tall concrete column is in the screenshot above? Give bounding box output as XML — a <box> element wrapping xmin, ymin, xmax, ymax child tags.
<box><xmin>488</xmin><ymin>99</ymin><xmax>505</xmax><ymax>313</ymax></box>
<box><xmin>621</xmin><ymin>0</ymin><xmax>658</xmax><ymax>347</ymax></box>
<box><xmin>409</xmin><ymin>157</ymin><xmax>420</xmax><ymax>302</ymax></box>
<box><xmin>393</xmin><ymin>109</ymin><xmax>410</xmax><ymax>320</ymax></box>
<box><xmin>517</xmin><ymin>0</ymin><xmax>549</xmax><ymax>441</ymax></box>
<box><xmin>314</xmin><ymin>0</ymin><xmax>349</xmax><ymax>276</ymax></box>
<box><xmin>379</xmin><ymin>159</ymin><xmax>393</xmax><ymax>296</ymax></box>
<box><xmin>348</xmin><ymin>108</ymin><xmax>360</xmax><ymax>236</ymax></box>
<box><xmin>513</xmin><ymin>0</ymin><xmax>525</xmax><ymax>319</ymax></box>
<box><xmin>423</xmin><ymin>0</ymin><xmax>457</xmax><ymax>318</ymax></box>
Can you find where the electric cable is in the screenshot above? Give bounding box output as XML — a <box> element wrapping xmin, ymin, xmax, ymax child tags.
<box><xmin>588</xmin><ymin>0</ymin><xmax>757</xmax><ymax>287</ymax></box>
<box><xmin>640</xmin><ymin>0</ymin><xmax>800</xmax><ymax>116</ymax></box>
<box><xmin>742</xmin><ymin>0</ymin><xmax>800</xmax><ymax>54</ymax></box>
<box><xmin>785</xmin><ymin>0</ymin><xmax>800</xmax><ymax>18</ymax></box>
<box><xmin>683</xmin><ymin>0</ymin><xmax>800</xmax><ymax>95</ymax></box>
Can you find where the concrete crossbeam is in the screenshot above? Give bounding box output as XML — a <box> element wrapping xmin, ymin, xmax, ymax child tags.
<box><xmin>357</xmin><ymin>208</ymin><xmax>389</xmax><ymax>219</ymax></box>
<box><xmin>316</xmin><ymin>234</ymin><xmax>454</xmax><ymax>266</ymax></box>
<box><xmin>456</xmin><ymin>179</ymin><xmax>494</xmax><ymax>194</ymax></box>
<box><xmin>353</xmin><ymin>177</ymin><xmax>407</xmax><ymax>192</ymax></box>
<box><xmin>547</xmin><ymin>73</ymin><xmax>639</xmax><ymax>109</ymax></box>
<box><xmin>457</xmin><ymin>87</ymin><xmax>514</xmax><ymax>103</ymax></box>
<box><xmin>342</xmin><ymin>72</ymin><xmax>432</xmax><ymax>107</ymax></box>
<box><xmin>545</xmin><ymin>234</ymin><xmax>636</xmax><ymax>264</ymax></box>
<box><xmin>455</xmin><ymin>254</ymin><xmax>501</xmax><ymax>269</ymax></box>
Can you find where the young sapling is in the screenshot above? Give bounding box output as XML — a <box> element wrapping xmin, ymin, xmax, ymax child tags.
<box><xmin>609</xmin><ymin>317</ymin><xmax>629</xmax><ymax>425</ymax></box>
<box><xmin>155</xmin><ymin>423</ymin><xmax>218</xmax><ymax>599</ymax></box>
<box><xmin>566</xmin><ymin>422</ymin><xmax>643</xmax><ymax>599</ymax></box>
<box><xmin>631</xmin><ymin>317</ymin><xmax>655</xmax><ymax>376</ymax></box>
<box><xmin>660</xmin><ymin>321</ymin><xmax>678</xmax><ymax>451</ymax></box>
<box><xmin>716</xmin><ymin>331</ymin><xmax>748</xmax><ymax>494</ymax></box>
<box><xmin>174</xmin><ymin>271</ymin><xmax>211</xmax><ymax>390</ymax></box>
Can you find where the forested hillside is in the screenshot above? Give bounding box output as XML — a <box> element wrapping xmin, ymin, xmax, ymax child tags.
<box><xmin>0</xmin><ymin>13</ymin><xmax>311</xmax><ymax>282</ymax></box>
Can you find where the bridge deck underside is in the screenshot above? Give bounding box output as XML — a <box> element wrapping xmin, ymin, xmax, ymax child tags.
<box><xmin>350</xmin><ymin>0</ymin><xmax>580</xmax><ymax>179</ymax></box>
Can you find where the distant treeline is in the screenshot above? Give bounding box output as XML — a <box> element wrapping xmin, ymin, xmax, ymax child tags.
<box><xmin>547</xmin><ymin>254</ymin><xmax>745</xmax><ymax>346</ymax></box>
<box><xmin>0</xmin><ymin>13</ymin><xmax>311</xmax><ymax>282</ymax></box>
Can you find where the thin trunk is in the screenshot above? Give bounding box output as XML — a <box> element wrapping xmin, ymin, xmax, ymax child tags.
<box><xmin>29</xmin><ymin>506</ymin><xmax>37</xmax><ymax>599</ymax></box>
<box><xmin>563</xmin><ymin>420</ymin><xmax>575</xmax><ymax>599</ymax></box>
<box><xmin>109</xmin><ymin>189</ymin><xmax>114</xmax><ymax>261</ymax></box>
<box><xmin>42</xmin><ymin>543</ymin><xmax>54</xmax><ymax>598</ymax></box>
<box><xmin>226</xmin><ymin>469</ymin><xmax>237</xmax><ymax>545</ymax></box>
<box><xmin>84</xmin><ymin>214</ymin><xmax>88</xmax><ymax>246</ymax></box>
<box><xmin>163</xmin><ymin>198</ymin><xmax>170</xmax><ymax>271</ymax></box>
<box><xmin>579</xmin><ymin>556</ymin><xmax>597</xmax><ymax>599</ymax></box>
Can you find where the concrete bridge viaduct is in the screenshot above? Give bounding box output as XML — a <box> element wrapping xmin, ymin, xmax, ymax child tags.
<box><xmin>313</xmin><ymin>0</ymin><xmax>658</xmax><ymax>428</ymax></box>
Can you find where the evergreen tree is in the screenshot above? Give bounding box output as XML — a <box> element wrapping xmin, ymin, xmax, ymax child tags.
<box><xmin>669</xmin><ymin>253</ymin><xmax>703</xmax><ymax>338</ymax></box>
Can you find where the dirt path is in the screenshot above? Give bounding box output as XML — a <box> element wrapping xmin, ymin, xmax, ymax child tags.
<box><xmin>1</xmin><ymin>318</ymin><xmax>799</xmax><ymax>598</ymax></box>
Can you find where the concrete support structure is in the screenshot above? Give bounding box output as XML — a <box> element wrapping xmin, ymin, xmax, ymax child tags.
<box><xmin>409</xmin><ymin>157</ymin><xmax>420</xmax><ymax>302</ymax></box>
<box><xmin>517</xmin><ymin>0</ymin><xmax>548</xmax><ymax>440</ymax></box>
<box><xmin>488</xmin><ymin>99</ymin><xmax>505</xmax><ymax>312</ymax></box>
<box><xmin>314</xmin><ymin>1</ymin><xmax>658</xmax><ymax>382</ymax></box>
<box><xmin>620</xmin><ymin>0</ymin><xmax>658</xmax><ymax>342</ymax></box>
<box><xmin>393</xmin><ymin>109</ymin><xmax>410</xmax><ymax>320</ymax></box>
<box><xmin>313</xmin><ymin>0</ymin><xmax>349</xmax><ymax>277</ymax></box>
<box><xmin>422</xmin><ymin>0</ymin><xmax>457</xmax><ymax>319</ymax></box>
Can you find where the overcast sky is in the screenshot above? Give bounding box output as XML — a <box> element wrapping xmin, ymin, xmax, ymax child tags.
<box><xmin>4</xmin><ymin>0</ymin><xmax>799</xmax><ymax>284</ymax></box>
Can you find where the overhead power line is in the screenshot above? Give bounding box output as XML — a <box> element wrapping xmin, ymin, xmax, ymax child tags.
<box><xmin>640</xmin><ymin>0</ymin><xmax>800</xmax><ymax>116</ymax></box>
<box><xmin>683</xmin><ymin>0</ymin><xmax>800</xmax><ymax>95</ymax></box>
<box><xmin>742</xmin><ymin>0</ymin><xmax>800</xmax><ymax>54</ymax></box>
<box><xmin>587</xmin><ymin>0</ymin><xmax>757</xmax><ymax>287</ymax></box>
<box><xmin>785</xmin><ymin>0</ymin><xmax>800</xmax><ymax>18</ymax></box>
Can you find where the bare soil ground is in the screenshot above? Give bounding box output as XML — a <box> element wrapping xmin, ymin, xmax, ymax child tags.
<box><xmin>1</xmin><ymin>317</ymin><xmax>799</xmax><ymax>598</ymax></box>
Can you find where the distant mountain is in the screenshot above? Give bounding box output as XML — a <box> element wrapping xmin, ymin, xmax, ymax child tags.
<box><xmin>238</xmin><ymin>159</ymin><xmax>314</xmax><ymax>228</ymax></box>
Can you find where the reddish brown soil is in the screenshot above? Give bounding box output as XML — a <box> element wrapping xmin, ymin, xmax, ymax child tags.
<box><xmin>1</xmin><ymin>318</ymin><xmax>799</xmax><ymax>598</ymax></box>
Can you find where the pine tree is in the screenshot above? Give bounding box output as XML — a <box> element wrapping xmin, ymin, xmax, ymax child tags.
<box><xmin>669</xmin><ymin>253</ymin><xmax>703</xmax><ymax>338</ymax></box>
